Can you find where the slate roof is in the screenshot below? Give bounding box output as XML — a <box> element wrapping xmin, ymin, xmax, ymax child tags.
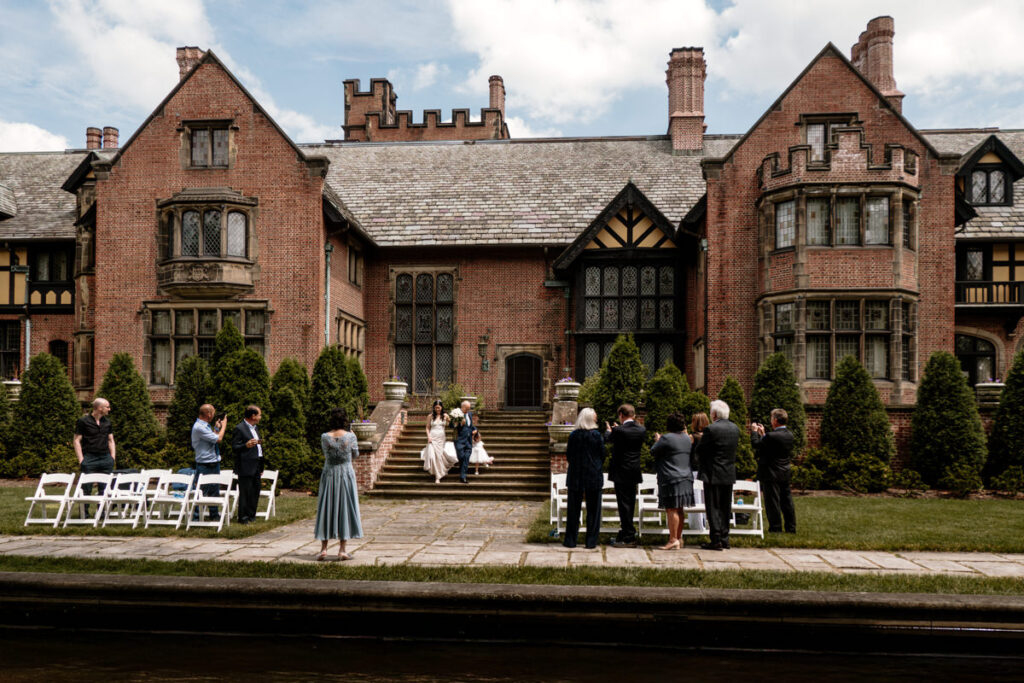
<box><xmin>306</xmin><ymin>136</ymin><xmax>732</xmax><ymax>247</ymax></box>
<box><xmin>0</xmin><ymin>183</ymin><xmax>15</xmax><ymax>218</ymax></box>
<box><xmin>0</xmin><ymin>151</ymin><xmax>86</xmax><ymax>240</ymax></box>
<box><xmin>923</xmin><ymin>129</ymin><xmax>1024</xmax><ymax>239</ymax></box>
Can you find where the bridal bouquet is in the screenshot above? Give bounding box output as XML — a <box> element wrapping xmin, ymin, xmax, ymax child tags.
<box><xmin>449</xmin><ymin>407</ymin><xmax>465</xmax><ymax>427</ymax></box>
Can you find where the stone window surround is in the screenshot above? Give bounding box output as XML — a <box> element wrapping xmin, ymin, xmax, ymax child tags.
<box><xmin>495</xmin><ymin>344</ymin><xmax>554</xmax><ymax>410</ymax></box>
<box><xmin>389</xmin><ymin>265</ymin><xmax>458</xmax><ymax>395</ymax></box>
<box><xmin>758</xmin><ymin>292</ymin><xmax>917</xmax><ymax>385</ymax></box>
<box><xmin>765</xmin><ymin>186</ymin><xmax>919</xmax><ymax>252</ymax></box>
<box><xmin>179</xmin><ymin>120</ymin><xmax>237</xmax><ymax>170</ymax></box>
<box><xmin>348</xmin><ymin>241</ymin><xmax>363</xmax><ymax>287</ymax></box>
<box><xmin>157</xmin><ymin>198</ymin><xmax>258</xmax><ymax>263</ymax></box>
<box><xmin>954</xmin><ymin>325</ymin><xmax>1006</xmax><ymax>384</ymax></box>
<box><xmin>337</xmin><ymin>309</ymin><xmax>365</xmax><ymax>362</ymax></box>
<box><xmin>142</xmin><ymin>301</ymin><xmax>271</xmax><ymax>386</ymax></box>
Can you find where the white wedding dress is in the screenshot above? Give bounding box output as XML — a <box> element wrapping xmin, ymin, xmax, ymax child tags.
<box><xmin>420</xmin><ymin>417</ymin><xmax>458</xmax><ymax>481</ymax></box>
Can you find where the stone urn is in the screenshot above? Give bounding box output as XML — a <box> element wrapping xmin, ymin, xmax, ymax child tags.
<box><xmin>547</xmin><ymin>424</ymin><xmax>574</xmax><ymax>444</ymax></box>
<box><xmin>2</xmin><ymin>380</ymin><xmax>21</xmax><ymax>401</ymax></box>
<box><xmin>554</xmin><ymin>379</ymin><xmax>581</xmax><ymax>401</ymax></box>
<box><xmin>382</xmin><ymin>380</ymin><xmax>408</xmax><ymax>401</ymax></box>
<box><xmin>351</xmin><ymin>421</ymin><xmax>378</xmax><ymax>441</ymax></box>
<box><xmin>975</xmin><ymin>382</ymin><xmax>1005</xmax><ymax>404</ymax></box>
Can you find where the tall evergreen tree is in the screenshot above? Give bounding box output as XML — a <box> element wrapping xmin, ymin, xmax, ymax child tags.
<box><xmin>210</xmin><ymin>319</ymin><xmax>244</xmax><ymax>399</ymax></box>
<box><xmin>268</xmin><ymin>359</ymin><xmax>318</xmax><ymax>489</ymax></box>
<box><xmin>718</xmin><ymin>376</ymin><xmax>757</xmax><ymax>478</ymax></box>
<box><xmin>644</xmin><ymin>362</ymin><xmax>686</xmax><ymax>439</ymax></box>
<box><xmin>821</xmin><ymin>355</ymin><xmax>894</xmax><ymax>464</ymax></box>
<box><xmin>347</xmin><ymin>355</ymin><xmax>370</xmax><ymax>419</ymax></box>
<box><xmin>590</xmin><ymin>334</ymin><xmax>647</xmax><ymax>425</ymax></box>
<box><xmin>4</xmin><ymin>353</ymin><xmax>79</xmax><ymax>476</ymax></box>
<box><xmin>217</xmin><ymin>349</ymin><xmax>271</xmax><ymax>427</ymax></box>
<box><xmin>166</xmin><ymin>355</ymin><xmax>212</xmax><ymax>449</ymax></box>
<box><xmin>985</xmin><ymin>348</ymin><xmax>1024</xmax><ymax>483</ymax></box>
<box><xmin>308</xmin><ymin>345</ymin><xmax>349</xmax><ymax>448</ymax></box>
<box><xmin>910</xmin><ymin>351</ymin><xmax>987</xmax><ymax>489</ymax></box>
<box><xmin>750</xmin><ymin>352</ymin><xmax>806</xmax><ymax>453</ymax></box>
<box><xmin>97</xmin><ymin>352</ymin><xmax>164</xmax><ymax>468</ymax></box>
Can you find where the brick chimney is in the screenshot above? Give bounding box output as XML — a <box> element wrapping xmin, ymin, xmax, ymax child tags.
<box><xmin>850</xmin><ymin>16</ymin><xmax>904</xmax><ymax>113</ymax></box>
<box><xmin>102</xmin><ymin>126</ymin><xmax>118</xmax><ymax>148</ymax></box>
<box><xmin>176</xmin><ymin>46</ymin><xmax>205</xmax><ymax>80</ymax></box>
<box><xmin>86</xmin><ymin>127</ymin><xmax>102</xmax><ymax>150</ymax></box>
<box><xmin>488</xmin><ymin>75</ymin><xmax>506</xmax><ymax>117</ymax></box>
<box><xmin>666</xmin><ymin>47</ymin><xmax>706</xmax><ymax>153</ymax></box>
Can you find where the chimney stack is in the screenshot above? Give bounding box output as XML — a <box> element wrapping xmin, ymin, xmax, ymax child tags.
<box><xmin>850</xmin><ymin>16</ymin><xmax>904</xmax><ymax>113</ymax></box>
<box><xmin>86</xmin><ymin>127</ymin><xmax>102</xmax><ymax>150</ymax></box>
<box><xmin>176</xmin><ymin>46</ymin><xmax>205</xmax><ymax>81</ymax></box>
<box><xmin>488</xmin><ymin>75</ymin><xmax>506</xmax><ymax>118</ymax></box>
<box><xmin>666</xmin><ymin>47</ymin><xmax>706</xmax><ymax>153</ymax></box>
<box><xmin>102</xmin><ymin>126</ymin><xmax>119</xmax><ymax>149</ymax></box>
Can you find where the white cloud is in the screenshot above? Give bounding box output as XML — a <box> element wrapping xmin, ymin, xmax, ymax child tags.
<box><xmin>448</xmin><ymin>0</ymin><xmax>718</xmax><ymax>124</ymax></box>
<box><xmin>0</xmin><ymin>120</ymin><xmax>70</xmax><ymax>152</ymax></box>
<box><xmin>505</xmin><ymin>116</ymin><xmax>561</xmax><ymax>139</ymax></box>
<box><xmin>414</xmin><ymin>62</ymin><xmax>449</xmax><ymax>90</ymax></box>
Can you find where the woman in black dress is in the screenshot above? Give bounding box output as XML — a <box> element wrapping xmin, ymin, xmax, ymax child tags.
<box><xmin>563</xmin><ymin>407</ymin><xmax>605</xmax><ymax>549</ymax></box>
<box><xmin>651</xmin><ymin>412</ymin><xmax>695</xmax><ymax>550</ymax></box>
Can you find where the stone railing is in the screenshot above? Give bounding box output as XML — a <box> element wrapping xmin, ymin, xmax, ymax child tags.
<box><xmin>352</xmin><ymin>400</ymin><xmax>406</xmax><ymax>493</ymax></box>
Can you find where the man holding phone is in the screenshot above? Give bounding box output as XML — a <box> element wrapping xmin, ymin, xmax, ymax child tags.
<box><xmin>231</xmin><ymin>405</ymin><xmax>265</xmax><ymax>524</ymax></box>
<box><xmin>192</xmin><ymin>404</ymin><xmax>227</xmax><ymax>521</ymax></box>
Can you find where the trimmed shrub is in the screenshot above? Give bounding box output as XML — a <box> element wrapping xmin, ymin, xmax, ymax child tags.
<box><xmin>268</xmin><ymin>434</ymin><xmax>320</xmax><ymax>491</ymax></box>
<box><xmin>985</xmin><ymin>349</ymin><xmax>1024</xmax><ymax>484</ymax></box>
<box><xmin>217</xmin><ymin>349</ymin><xmax>271</xmax><ymax>428</ymax></box>
<box><xmin>166</xmin><ymin>355</ymin><xmax>212</xmax><ymax>450</ymax></box>
<box><xmin>589</xmin><ymin>334</ymin><xmax>647</xmax><ymax>425</ymax></box>
<box><xmin>0</xmin><ymin>380</ymin><xmax>10</xmax><ymax>434</ymax></box>
<box><xmin>938</xmin><ymin>459</ymin><xmax>983</xmax><ymax>498</ymax></box>
<box><xmin>750</xmin><ymin>352</ymin><xmax>806</xmax><ymax>453</ymax></box>
<box><xmin>269</xmin><ymin>358</ymin><xmax>311</xmax><ymax>439</ymax></box>
<box><xmin>910</xmin><ymin>351</ymin><xmax>987</xmax><ymax>488</ymax></box>
<box><xmin>803</xmin><ymin>446</ymin><xmax>890</xmax><ymax>493</ymax></box>
<box><xmin>308</xmin><ymin>345</ymin><xmax>349</xmax><ymax>449</ymax></box>
<box><xmin>644</xmin><ymin>363</ymin><xmax>687</xmax><ymax>439</ymax></box>
<box><xmin>717</xmin><ymin>376</ymin><xmax>756</xmax><ymax>479</ymax></box>
<box><xmin>348</xmin><ymin>355</ymin><xmax>370</xmax><ymax>419</ymax></box>
<box><xmin>97</xmin><ymin>352</ymin><xmax>164</xmax><ymax>469</ymax></box>
<box><xmin>790</xmin><ymin>463</ymin><xmax>823</xmax><ymax>491</ymax></box>
<box><xmin>680</xmin><ymin>389</ymin><xmax>711</xmax><ymax>429</ymax></box>
<box><xmin>4</xmin><ymin>353</ymin><xmax>79</xmax><ymax>477</ymax></box>
<box><xmin>438</xmin><ymin>382</ymin><xmax>467</xmax><ymax>413</ymax></box>
<box><xmin>890</xmin><ymin>468</ymin><xmax>930</xmax><ymax>495</ymax></box>
<box><xmin>577</xmin><ymin>373</ymin><xmax>601</xmax><ymax>407</ymax></box>
<box><xmin>820</xmin><ymin>355</ymin><xmax>894</xmax><ymax>465</ymax></box>
<box><xmin>991</xmin><ymin>466</ymin><xmax>1024</xmax><ymax>494</ymax></box>
<box><xmin>211</xmin><ymin>318</ymin><xmax>244</xmax><ymax>385</ymax></box>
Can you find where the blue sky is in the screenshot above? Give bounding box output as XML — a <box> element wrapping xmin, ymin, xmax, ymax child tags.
<box><xmin>2</xmin><ymin>0</ymin><xmax>1023</xmax><ymax>151</ymax></box>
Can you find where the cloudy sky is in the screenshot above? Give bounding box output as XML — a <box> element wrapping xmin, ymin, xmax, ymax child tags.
<box><xmin>2</xmin><ymin>0</ymin><xmax>1023</xmax><ymax>151</ymax></box>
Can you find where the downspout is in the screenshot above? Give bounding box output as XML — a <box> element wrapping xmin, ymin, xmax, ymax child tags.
<box><xmin>24</xmin><ymin>317</ymin><xmax>31</xmax><ymax>369</ymax></box>
<box><xmin>324</xmin><ymin>242</ymin><xmax>334</xmax><ymax>347</ymax></box>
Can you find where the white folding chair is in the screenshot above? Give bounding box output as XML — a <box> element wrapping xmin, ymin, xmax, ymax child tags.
<box><xmin>24</xmin><ymin>473</ymin><xmax>75</xmax><ymax>527</ymax></box>
<box><xmin>145</xmin><ymin>472</ymin><xmax>193</xmax><ymax>529</ymax></box>
<box><xmin>550</xmin><ymin>473</ymin><xmax>568</xmax><ymax>528</ymax></box>
<box><xmin>63</xmin><ymin>473</ymin><xmax>114</xmax><ymax>527</ymax></box>
<box><xmin>256</xmin><ymin>470</ymin><xmax>279</xmax><ymax>520</ymax></box>
<box><xmin>637</xmin><ymin>474</ymin><xmax>666</xmax><ymax>536</ymax></box>
<box><xmin>730</xmin><ymin>480</ymin><xmax>765</xmax><ymax>538</ymax></box>
<box><xmin>221</xmin><ymin>468</ymin><xmax>240</xmax><ymax>516</ymax></box>
<box><xmin>599</xmin><ymin>474</ymin><xmax>623</xmax><ymax>534</ymax></box>
<box><xmin>139</xmin><ymin>469</ymin><xmax>170</xmax><ymax>505</ymax></box>
<box><xmin>187</xmin><ymin>473</ymin><xmax>234</xmax><ymax>532</ymax></box>
<box><xmin>102</xmin><ymin>473</ymin><xmax>148</xmax><ymax>528</ymax></box>
<box><xmin>681</xmin><ymin>479</ymin><xmax>708</xmax><ymax>537</ymax></box>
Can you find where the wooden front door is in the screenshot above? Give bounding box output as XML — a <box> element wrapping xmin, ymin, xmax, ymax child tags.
<box><xmin>505</xmin><ymin>354</ymin><xmax>542</xmax><ymax>408</ymax></box>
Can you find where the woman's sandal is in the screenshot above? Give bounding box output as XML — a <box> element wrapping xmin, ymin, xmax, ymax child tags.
<box><xmin>338</xmin><ymin>552</ymin><xmax>353</xmax><ymax>561</ymax></box>
<box><xmin>656</xmin><ymin>540</ymin><xmax>681</xmax><ymax>551</ymax></box>
<box><xmin>315</xmin><ymin>551</ymin><xmax>328</xmax><ymax>561</ymax></box>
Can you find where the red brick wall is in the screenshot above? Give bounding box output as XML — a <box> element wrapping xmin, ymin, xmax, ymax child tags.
<box><xmin>0</xmin><ymin>314</ymin><xmax>75</xmax><ymax>382</ymax></box>
<box><xmin>956</xmin><ymin>311</ymin><xmax>1024</xmax><ymax>381</ymax></box>
<box><xmin>353</xmin><ymin>408</ymin><xmax>405</xmax><ymax>492</ymax></box>
<box><xmin>93</xmin><ymin>60</ymin><xmax>327</xmax><ymax>392</ymax></box>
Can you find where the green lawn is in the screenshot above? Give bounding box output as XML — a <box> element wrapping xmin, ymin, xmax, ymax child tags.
<box><xmin>0</xmin><ymin>554</ymin><xmax>1021</xmax><ymax>595</ymax></box>
<box><xmin>2</xmin><ymin>485</ymin><xmax>317</xmax><ymax>539</ymax></box>
<box><xmin>530</xmin><ymin>495</ymin><xmax>1024</xmax><ymax>553</ymax></box>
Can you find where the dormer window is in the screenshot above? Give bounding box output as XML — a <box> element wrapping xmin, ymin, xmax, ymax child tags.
<box><xmin>970</xmin><ymin>168</ymin><xmax>1007</xmax><ymax>205</ymax></box>
<box><xmin>958</xmin><ymin>135</ymin><xmax>1023</xmax><ymax>207</ymax></box>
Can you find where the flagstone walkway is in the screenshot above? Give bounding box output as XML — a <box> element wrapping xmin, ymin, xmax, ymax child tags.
<box><xmin>3</xmin><ymin>499</ymin><xmax>1024</xmax><ymax>577</ymax></box>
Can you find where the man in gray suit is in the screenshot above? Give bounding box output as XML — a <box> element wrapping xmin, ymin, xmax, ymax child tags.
<box><xmin>695</xmin><ymin>399</ymin><xmax>739</xmax><ymax>551</ymax></box>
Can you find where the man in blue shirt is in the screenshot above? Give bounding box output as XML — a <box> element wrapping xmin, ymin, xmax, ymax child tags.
<box><xmin>191</xmin><ymin>404</ymin><xmax>227</xmax><ymax>520</ymax></box>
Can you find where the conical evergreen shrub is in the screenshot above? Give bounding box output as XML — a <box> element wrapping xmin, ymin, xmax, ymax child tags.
<box><xmin>166</xmin><ymin>355</ymin><xmax>212</xmax><ymax>450</ymax></box>
<box><xmin>910</xmin><ymin>351</ymin><xmax>986</xmax><ymax>491</ymax></box>
<box><xmin>217</xmin><ymin>349</ymin><xmax>271</xmax><ymax>427</ymax></box>
<box><xmin>984</xmin><ymin>348</ymin><xmax>1024</xmax><ymax>485</ymax></box>
<box><xmin>718</xmin><ymin>376</ymin><xmax>756</xmax><ymax>478</ymax></box>
<box><xmin>644</xmin><ymin>363</ymin><xmax>686</xmax><ymax>439</ymax></box>
<box><xmin>308</xmin><ymin>345</ymin><xmax>349</xmax><ymax>448</ymax></box>
<box><xmin>3</xmin><ymin>353</ymin><xmax>79</xmax><ymax>476</ymax></box>
<box><xmin>210</xmin><ymin>319</ymin><xmax>244</xmax><ymax>404</ymax></box>
<box><xmin>270</xmin><ymin>358</ymin><xmax>310</xmax><ymax>439</ymax></box>
<box><xmin>97</xmin><ymin>352</ymin><xmax>164</xmax><ymax>468</ymax></box>
<box><xmin>589</xmin><ymin>334</ymin><xmax>647</xmax><ymax>425</ymax></box>
<box><xmin>347</xmin><ymin>355</ymin><xmax>370</xmax><ymax>419</ymax></box>
<box><xmin>750</xmin><ymin>352</ymin><xmax>806</xmax><ymax>453</ymax></box>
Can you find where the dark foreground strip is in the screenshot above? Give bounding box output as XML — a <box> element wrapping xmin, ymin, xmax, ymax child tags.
<box><xmin>2</xmin><ymin>571</ymin><xmax>1023</xmax><ymax>656</ymax></box>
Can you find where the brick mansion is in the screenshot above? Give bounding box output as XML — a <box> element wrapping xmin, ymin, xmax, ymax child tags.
<box><xmin>1</xmin><ymin>16</ymin><xmax>1021</xmax><ymax>454</ymax></box>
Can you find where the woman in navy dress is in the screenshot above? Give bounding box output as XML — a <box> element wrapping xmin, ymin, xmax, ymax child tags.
<box><xmin>313</xmin><ymin>408</ymin><xmax>363</xmax><ymax>560</ymax></box>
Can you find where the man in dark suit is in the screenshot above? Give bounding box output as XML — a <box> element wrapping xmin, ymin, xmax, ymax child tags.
<box><xmin>750</xmin><ymin>408</ymin><xmax>796</xmax><ymax>533</ymax></box>
<box><xmin>231</xmin><ymin>405</ymin><xmax>265</xmax><ymax>524</ymax></box>
<box><xmin>695</xmin><ymin>399</ymin><xmax>739</xmax><ymax>551</ymax></box>
<box><xmin>604</xmin><ymin>404</ymin><xmax>645</xmax><ymax>548</ymax></box>
<box><xmin>454</xmin><ymin>399</ymin><xmax>477</xmax><ymax>484</ymax></box>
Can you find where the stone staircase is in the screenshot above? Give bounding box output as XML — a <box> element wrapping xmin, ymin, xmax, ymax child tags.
<box><xmin>368</xmin><ymin>411</ymin><xmax>550</xmax><ymax>499</ymax></box>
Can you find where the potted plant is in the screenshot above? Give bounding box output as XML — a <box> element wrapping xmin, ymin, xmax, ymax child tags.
<box><xmin>546</xmin><ymin>421</ymin><xmax>574</xmax><ymax>443</ymax></box>
<box><xmin>352</xmin><ymin>419</ymin><xmax>377</xmax><ymax>441</ymax></box>
<box><xmin>554</xmin><ymin>375</ymin><xmax>581</xmax><ymax>401</ymax></box>
<box><xmin>383</xmin><ymin>376</ymin><xmax>408</xmax><ymax>401</ymax></box>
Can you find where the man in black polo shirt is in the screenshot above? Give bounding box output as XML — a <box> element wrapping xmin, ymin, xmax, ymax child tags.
<box><xmin>73</xmin><ymin>397</ymin><xmax>116</xmax><ymax>503</ymax></box>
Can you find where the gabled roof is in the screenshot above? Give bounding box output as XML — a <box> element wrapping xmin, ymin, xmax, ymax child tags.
<box><xmin>0</xmin><ymin>152</ymin><xmax>85</xmax><ymax>240</ymax></box>
<box><xmin>306</xmin><ymin>137</ymin><xmax>707</xmax><ymax>247</ymax></box>
<box><xmin>703</xmin><ymin>43</ymin><xmax>947</xmax><ymax>167</ymax></box>
<box><xmin>553</xmin><ymin>182</ymin><xmax>678</xmax><ymax>270</ymax></box>
<box><xmin>61</xmin><ymin>149</ymin><xmax>116</xmax><ymax>193</ymax></box>
<box><xmin>102</xmin><ymin>50</ymin><xmax>308</xmax><ymax>171</ymax></box>
<box><xmin>956</xmin><ymin>134</ymin><xmax>1024</xmax><ymax>180</ymax></box>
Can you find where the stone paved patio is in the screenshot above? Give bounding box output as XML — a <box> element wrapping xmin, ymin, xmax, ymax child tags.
<box><xmin>3</xmin><ymin>498</ymin><xmax>1024</xmax><ymax>577</ymax></box>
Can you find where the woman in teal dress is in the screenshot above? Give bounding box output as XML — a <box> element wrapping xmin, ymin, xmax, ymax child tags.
<box><xmin>314</xmin><ymin>408</ymin><xmax>363</xmax><ymax>560</ymax></box>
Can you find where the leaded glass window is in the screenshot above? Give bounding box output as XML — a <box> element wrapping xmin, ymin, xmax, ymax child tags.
<box><xmin>640</xmin><ymin>299</ymin><xmax>656</xmax><ymax>329</ymax></box>
<box><xmin>227</xmin><ymin>212</ymin><xmax>246</xmax><ymax>257</ymax></box>
<box><xmin>189</xmin><ymin>125</ymin><xmax>229</xmax><ymax>168</ymax></box>
<box><xmin>584</xmin><ymin>343</ymin><xmax>600</xmax><ymax>378</ymax></box>
<box><xmin>902</xmin><ymin>199</ymin><xmax>914</xmax><ymax>249</ymax></box>
<box><xmin>181</xmin><ymin>211</ymin><xmax>200</xmax><ymax>256</ymax></box>
<box><xmin>807</xmin><ymin>301</ymin><xmax>830</xmax><ymax>330</ymax></box>
<box><xmin>964</xmin><ymin>249</ymin><xmax>984</xmax><ymax>281</ymax></box>
<box><xmin>622</xmin><ymin>298</ymin><xmax>637</xmax><ymax>329</ymax></box>
<box><xmin>603</xmin><ymin>299</ymin><xmax>618</xmax><ymax>329</ymax></box>
<box><xmin>865</xmin><ymin>197</ymin><xmax>889</xmax><ymax>245</ymax></box>
<box><xmin>585</xmin><ymin>267</ymin><xmax>600</xmax><ymax>296</ymax></box>
<box><xmin>835</xmin><ymin>198</ymin><xmax>859</xmax><ymax>245</ymax></box>
<box><xmin>971</xmin><ymin>171</ymin><xmax>987</xmax><ymax>204</ymax></box>
<box><xmin>659</xmin><ymin>266</ymin><xmax>674</xmax><ymax>295</ymax></box>
<box><xmin>991</xmin><ymin>170</ymin><xmax>1006</xmax><ymax>203</ymax></box>
<box><xmin>585</xmin><ymin>300</ymin><xmax>600</xmax><ymax>329</ymax></box>
<box><xmin>807</xmin><ymin>123</ymin><xmax>826</xmax><ymax>161</ymax></box>
<box><xmin>837</xmin><ymin>334</ymin><xmax>859</xmax><ymax>362</ymax></box>
<box><xmin>603</xmin><ymin>267</ymin><xmax>619</xmax><ymax>296</ymax></box>
<box><xmin>835</xmin><ymin>301</ymin><xmax>859</xmax><ymax>330</ymax></box>
<box><xmin>955</xmin><ymin>334</ymin><xmax>996</xmax><ymax>386</ymax></box>
<box><xmin>394</xmin><ymin>270</ymin><xmax>455</xmax><ymax>394</ymax></box>
<box><xmin>775</xmin><ymin>200</ymin><xmax>795</xmax><ymax>249</ymax></box>
<box><xmin>203</xmin><ymin>210</ymin><xmax>220</xmax><ymax>256</ymax></box>
<box><xmin>622</xmin><ymin>267</ymin><xmax>637</xmax><ymax>295</ymax></box>
<box><xmin>806</xmin><ymin>335</ymin><xmax>830</xmax><ymax>379</ymax></box>
<box><xmin>191</xmin><ymin>130</ymin><xmax>210</xmax><ymax>167</ymax></box>
<box><xmin>807</xmin><ymin>198</ymin><xmax>830</xmax><ymax>245</ymax></box>
<box><xmin>640</xmin><ymin>266</ymin><xmax>656</xmax><ymax>295</ymax></box>
<box><xmin>639</xmin><ymin>342</ymin><xmax>657</xmax><ymax>377</ymax></box>
<box><xmin>865</xmin><ymin>335</ymin><xmax>888</xmax><ymax>378</ymax></box>
<box><xmin>970</xmin><ymin>168</ymin><xmax>1010</xmax><ymax>205</ymax></box>
<box><xmin>212</xmin><ymin>129</ymin><xmax>229</xmax><ymax>166</ymax></box>
<box><xmin>865</xmin><ymin>301</ymin><xmax>888</xmax><ymax>330</ymax></box>
<box><xmin>775</xmin><ymin>303</ymin><xmax>795</xmax><ymax>332</ymax></box>
<box><xmin>149</xmin><ymin>307</ymin><xmax>266</xmax><ymax>385</ymax></box>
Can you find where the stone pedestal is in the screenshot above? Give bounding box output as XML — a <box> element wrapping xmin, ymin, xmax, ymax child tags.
<box><xmin>552</xmin><ymin>399</ymin><xmax>578</xmax><ymax>427</ymax></box>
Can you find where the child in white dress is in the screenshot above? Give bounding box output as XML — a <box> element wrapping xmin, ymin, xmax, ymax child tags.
<box><xmin>468</xmin><ymin>431</ymin><xmax>493</xmax><ymax>475</ymax></box>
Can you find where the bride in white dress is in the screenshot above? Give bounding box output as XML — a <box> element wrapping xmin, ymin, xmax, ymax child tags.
<box><xmin>420</xmin><ymin>400</ymin><xmax>458</xmax><ymax>483</ymax></box>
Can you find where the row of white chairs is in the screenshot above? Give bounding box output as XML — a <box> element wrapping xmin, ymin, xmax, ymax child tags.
<box><xmin>24</xmin><ymin>469</ymin><xmax>279</xmax><ymax>532</ymax></box>
<box><xmin>550</xmin><ymin>473</ymin><xmax>764</xmax><ymax>538</ymax></box>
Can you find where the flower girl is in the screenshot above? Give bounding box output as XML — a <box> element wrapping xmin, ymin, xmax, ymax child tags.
<box><xmin>469</xmin><ymin>430</ymin><xmax>493</xmax><ymax>474</ymax></box>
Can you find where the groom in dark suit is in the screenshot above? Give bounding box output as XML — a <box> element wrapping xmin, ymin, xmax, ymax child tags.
<box><xmin>604</xmin><ymin>404</ymin><xmax>645</xmax><ymax>547</ymax></box>
<box><xmin>454</xmin><ymin>399</ymin><xmax>477</xmax><ymax>484</ymax></box>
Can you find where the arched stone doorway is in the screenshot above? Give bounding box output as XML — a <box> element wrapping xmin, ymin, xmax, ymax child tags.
<box><xmin>505</xmin><ymin>353</ymin><xmax>543</xmax><ymax>409</ymax></box>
